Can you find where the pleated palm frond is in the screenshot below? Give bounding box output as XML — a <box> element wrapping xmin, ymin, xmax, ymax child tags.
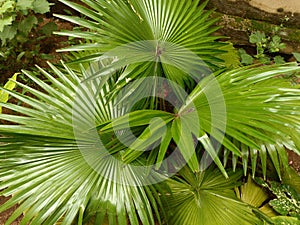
<box><xmin>162</xmin><ymin>166</ymin><xmax>262</xmax><ymax>225</ymax></box>
<box><xmin>182</xmin><ymin>63</ymin><xmax>300</xmax><ymax>178</ymax></box>
<box><xmin>102</xmin><ymin>63</ymin><xmax>300</xmax><ymax>178</ymax></box>
<box><xmin>0</xmin><ymin>62</ymin><xmax>165</xmax><ymax>225</ymax></box>
<box><xmin>54</xmin><ymin>0</ymin><xmax>227</xmax><ymax>89</ymax></box>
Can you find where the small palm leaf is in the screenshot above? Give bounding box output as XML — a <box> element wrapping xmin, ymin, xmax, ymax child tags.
<box><xmin>238</xmin><ymin>175</ymin><xmax>269</xmax><ymax>208</ymax></box>
<box><xmin>0</xmin><ymin>62</ymin><xmax>163</xmax><ymax>225</ymax></box>
<box><xmin>162</xmin><ymin>167</ymin><xmax>261</xmax><ymax>225</ymax></box>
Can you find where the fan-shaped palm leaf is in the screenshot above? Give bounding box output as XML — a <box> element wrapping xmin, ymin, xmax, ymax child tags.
<box><xmin>54</xmin><ymin>0</ymin><xmax>227</xmax><ymax>90</ymax></box>
<box><xmin>182</xmin><ymin>63</ymin><xmax>300</xmax><ymax>178</ymax></box>
<box><xmin>162</xmin><ymin>166</ymin><xmax>261</xmax><ymax>225</ymax></box>
<box><xmin>0</xmin><ymin>62</ymin><xmax>164</xmax><ymax>225</ymax></box>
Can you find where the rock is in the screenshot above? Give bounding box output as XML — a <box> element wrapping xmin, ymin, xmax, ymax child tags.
<box><xmin>207</xmin><ymin>0</ymin><xmax>300</xmax><ymax>28</ymax></box>
<box><xmin>206</xmin><ymin>0</ymin><xmax>300</xmax><ymax>54</ymax></box>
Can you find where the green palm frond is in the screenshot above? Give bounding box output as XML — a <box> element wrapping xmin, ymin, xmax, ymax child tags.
<box><xmin>54</xmin><ymin>0</ymin><xmax>227</xmax><ymax>89</ymax></box>
<box><xmin>101</xmin><ymin>63</ymin><xmax>300</xmax><ymax>178</ymax></box>
<box><xmin>237</xmin><ymin>175</ymin><xmax>269</xmax><ymax>208</ymax></box>
<box><xmin>181</xmin><ymin>63</ymin><xmax>300</xmax><ymax>178</ymax></box>
<box><xmin>162</xmin><ymin>167</ymin><xmax>261</xmax><ymax>225</ymax></box>
<box><xmin>0</xmin><ymin>73</ymin><xmax>18</xmax><ymax>113</ymax></box>
<box><xmin>0</xmin><ymin>62</ymin><xmax>163</xmax><ymax>225</ymax></box>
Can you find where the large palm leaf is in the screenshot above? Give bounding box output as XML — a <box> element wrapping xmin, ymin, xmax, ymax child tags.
<box><xmin>190</xmin><ymin>64</ymin><xmax>300</xmax><ymax>179</ymax></box>
<box><xmin>0</xmin><ymin>62</ymin><xmax>164</xmax><ymax>225</ymax></box>
<box><xmin>54</xmin><ymin>0</ymin><xmax>227</xmax><ymax>90</ymax></box>
<box><xmin>102</xmin><ymin>63</ymin><xmax>300</xmax><ymax>178</ymax></box>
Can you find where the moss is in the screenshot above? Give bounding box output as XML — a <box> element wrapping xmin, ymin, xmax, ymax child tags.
<box><xmin>235</xmin><ymin>17</ymin><xmax>244</xmax><ymax>23</ymax></box>
<box><xmin>217</xmin><ymin>13</ymin><xmax>251</xmax><ymax>31</ymax></box>
<box><xmin>251</xmin><ymin>20</ymin><xmax>275</xmax><ymax>33</ymax></box>
<box><xmin>287</xmin><ymin>30</ymin><xmax>300</xmax><ymax>42</ymax></box>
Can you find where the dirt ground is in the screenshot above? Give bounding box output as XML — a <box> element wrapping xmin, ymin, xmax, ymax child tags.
<box><xmin>288</xmin><ymin>150</ymin><xmax>300</xmax><ymax>174</ymax></box>
<box><xmin>0</xmin><ymin>196</ymin><xmax>22</xmax><ymax>225</ymax></box>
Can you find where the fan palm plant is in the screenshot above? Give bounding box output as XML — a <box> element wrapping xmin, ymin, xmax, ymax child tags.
<box><xmin>0</xmin><ymin>0</ymin><xmax>300</xmax><ymax>224</ymax></box>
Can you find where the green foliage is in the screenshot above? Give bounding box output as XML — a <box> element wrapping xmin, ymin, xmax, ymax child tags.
<box><xmin>0</xmin><ymin>0</ymin><xmax>50</xmax><ymax>44</ymax></box>
<box><xmin>0</xmin><ymin>0</ymin><xmax>56</xmax><ymax>79</ymax></box>
<box><xmin>237</xmin><ymin>175</ymin><xmax>300</xmax><ymax>224</ymax></box>
<box><xmin>218</xmin><ymin>42</ymin><xmax>240</xmax><ymax>68</ymax></box>
<box><xmin>237</xmin><ymin>175</ymin><xmax>269</xmax><ymax>208</ymax></box>
<box><xmin>54</xmin><ymin>0</ymin><xmax>228</xmax><ymax>90</ymax></box>
<box><xmin>39</xmin><ymin>21</ymin><xmax>58</xmax><ymax>36</ymax></box>
<box><xmin>271</xmin><ymin>216</ymin><xmax>300</xmax><ymax>225</ymax></box>
<box><xmin>249</xmin><ymin>31</ymin><xmax>267</xmax><ymax>46</ymax></box>
<box><xmin>0</xmin><ymin>61</ymin><xmax>299</xmax><ymax>224</ymax></box>
<box><xmin>239</xmin><ymin>49</ymin><xmax>254</xmax><ymax>65</ymax></box>
<box><xmin>0</xmin><ymin>62</ymin><xmax>164</xmax><ymax>225</ymax></box>
<box><xmin>293</xmin><ymin>52</ymin><xmax>300</xmax><ymax>62</ymax></box>
<box><xmin>239</xmin><ymin>31</ymin><xmax>287</xmax><ymax>65</ymax></box>
<box><xmin>268</xmin><ymin>36</ymin><xmax>286</xmax><ymax>53</ymax></box>
<box><xmin>163</xmin><ymin>167</ymin><xmax>260</xmax><ymax>225</ymax></box>
<box><xmin>273</xmin><ymin>55</ymin><xmax>285</xmax><ymax>64</ymax></box>
<box><xmin>256</xmin><ymin>179</ymin><xmax>300</xmax><ymax>220</ymax></box>
<box><xmin>0</xmin><ymin>72</ymin><xmax>18</xmax><ymax>113</ymax></box>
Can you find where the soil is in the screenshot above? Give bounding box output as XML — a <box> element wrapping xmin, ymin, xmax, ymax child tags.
<box><xmin>288</xmin><ymin>150</ymin><xmax>300</xmax><ymax>174</ymax></box>
<box><xmin>0</xmin><ymin>196</ymin><xmax>22</xmax><ymax>225</ymax></box>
